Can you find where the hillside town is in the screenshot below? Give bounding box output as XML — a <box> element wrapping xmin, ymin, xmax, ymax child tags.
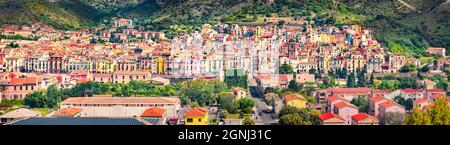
<box><xmin>1</xmin><ymin>17</ymin><xmax>449</xmax><ymax>125</ymax></box>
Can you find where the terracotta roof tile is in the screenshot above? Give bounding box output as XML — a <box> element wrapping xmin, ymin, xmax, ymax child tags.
<box><xmin>185</xmin><ymin>107</ymin><xmax>208</xmax><ymax>117</ymax></box>
<box><xmin>141</xmin><ymin>107</ymin><xmax>166</xmax><ymax>117</ymax></box>
<box><xmin>319</xmin><ymin>112</ymin><xmax>345</xmax><ymax>121</ymax></box>
<box><xmin>52</xmin><ymin>108</ymin><xmax>82</xmax><ymax>117</ymax></box>
<box><xmin>284</xmin><ymin>93</ymin><xmax>306</xmax><ymax>102</ymax></box>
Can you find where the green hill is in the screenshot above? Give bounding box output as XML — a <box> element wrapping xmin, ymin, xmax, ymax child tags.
<box><xmin>0</xmin><ymin>0</ymin><xmax>109</xmax><ymax>30</ymax></box>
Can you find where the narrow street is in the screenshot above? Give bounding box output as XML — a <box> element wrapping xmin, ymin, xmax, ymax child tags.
<box><xmin>248</xmin><ymin>83</ymin><xmax>279</xmax><ymax>125</ymax></box>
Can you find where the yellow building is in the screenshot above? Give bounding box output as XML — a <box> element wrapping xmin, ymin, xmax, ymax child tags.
<box><xmin>283</xmin><ymin>93</ymin><xmax>307</xmax><ymax>109</ymax></box>
<box><xmin>184</xmin><ymin>107</ymin><xmax>209</xmax><ymax>125</ymax></box>
<box><xmin>89</xmin><ymin>59</ymin><xmax>116</xmax><ymax>73</ymax></box>
<box><xmin>154</xmin><ymin>57</ymin><xmax>166</xmax><ymax>74</ymax></box>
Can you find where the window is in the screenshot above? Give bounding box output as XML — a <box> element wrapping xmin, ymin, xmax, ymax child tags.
<box><xmin>198</xmin><ymin>118</ymin><xmax>202</xmax><ymax>122</ymax></box>
<box><xmin>186</xmin><ymin>118</ymin><xmax>193</xmax><ymax>123</ymax></box>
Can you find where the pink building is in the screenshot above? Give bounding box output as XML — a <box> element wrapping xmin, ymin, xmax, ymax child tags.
<box><xmin>413</xmin><ymin>98</ymin><xmax>430</xmax><ymax>110</ymax></box>
<box><xmin>326</xmin><ymin>95</ymin><xmax>346</xmax><ymax>112</ymax></box>
<box><xmin>379</xmin><ymin>101</ymin><xmax>406</xmax><ymax>119</ymax></box>
<box><xmin>369</xmin><ymin>96</ymin><xmax>388</xmax><ymax>117</ymax></box>
<box><xmin>351</xmin><ymin>113</ymin><xmax>379</xmax><ymax>125</ymax></box>
<box><xmin>313</xmin><ymin>87</ymin><xmax>373</xmax><ymax>104</ymax></box>
<box><xmin>428</xmin><ymin>47</ymin><xmax>446</xmax><ymax>57</ymax></box>
<box><xmin>424</xmin><ymin>89</ymin><xmax>446</xmax><ymax>101</ymax></box>
<box><xmin>0</xmin><ymin>77</ymin><xmax>37</xmax><ymax>100</ymax></box>
<box><xmin>319</xmin><ymin>112</ymin><xmax>346</xmax><ymax>125</ymax></box>
<box><xmin>333</xmin><ymin>101</ymin><xmax>359</xmax><ymax>124</ymax></box>
<box><xmin>371</xmin><ymin>89</ymin><xmax>391</xmax><ymax>98</ymax></box>
<box><xmin>295</xmin><ymin>72</ymin><xmax>315</xmax><ymax>83</ymax></box>
<box><xmin>401</xmin><ymin>88</ymin><xmax>424</xmax><ymax>99</ymax></box>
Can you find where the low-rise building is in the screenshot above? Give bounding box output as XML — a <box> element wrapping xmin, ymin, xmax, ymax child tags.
<box><xmin>60</xmin><ymin>96</ymin><xmax>181</xmax><ymax>118</ymax></box>
<box><xmin>184</xmin><ymin>107</ymin><xmax>209</xmax><ymax>125</ymax></box>
<box><xmin>283</xmin><ymin>93</ymin><xmax>307</xmax><ymax>109</ymax></box>
<box><xmin>318</xmin><ymin>112</ymin><xmax>346</xmax><ymax>125</ymax></box>
<box><xmin>351</xmin><ymin>113</ymin><xmax>379</xmax><ymax>125</ymax></box>
<box><xmin>232</xmin><ymin>87</ymin><xmax>247</xmax><ymax>100</ymax></box>
<box><xmin>0</xmin><ymin>108</ymin><xmax>40</xmax><ymax>124</ymax></box>
<box><xmin>140</xmin><ymin>107</ymin><xmax>167</xmax><ymax>125</ymax></box>
<box><xmin>333</xmin><ymin>101</ymin><xmax>359</xmax><ymax>124</ymax></box>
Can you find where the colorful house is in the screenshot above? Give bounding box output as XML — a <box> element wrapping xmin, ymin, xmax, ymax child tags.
<box><xmin>140</xmin><ymin>107</ymin><xmax>167</xmax><ymax>125</ymax></box>
<box><xmin>333</xmin><ymin>101</ymin><xmax>359</xmax><ymax>124</ymax></box>
<box><xmin>369</xmin><ymin>96</ymin><xmax>388</xmax><ymax>117</ymax></box>
<box><xmin>379</xmin><ymin>101</ymin><xmax>406</xmax><ymax>119</ymax></box>
<box><xmin>283</xmin><ymin>93</ymin><xmax>307</xmax><ymax>109</ymax></box>
<box><xmin>319</xmin><ymin>112</ymin><xmax>346</xmax><ymax>125</ymax></box>
<box><xmin>184</xmin><ymin>107</ymin><xmax>209</xmax><ymax>125</ymax></box>
<box><xmin>351</xmin><ymin>113</ymin><xmax>379</xmax><ymax>125</ymax></box>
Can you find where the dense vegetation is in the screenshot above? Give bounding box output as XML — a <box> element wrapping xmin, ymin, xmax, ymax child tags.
<box><xmin>278</xmin><ymin>106</ymin><xmax>321</xmax><ymax>125</ymax></box>
<box><xmin>407</xmin><ymin>96</ymin><xmax>450</xmax><ymax>125</ymax></box>
<box><xmin>0</xmin><ymin>0</ymin><xmax>109</xmax><ymax>30</ymax></box>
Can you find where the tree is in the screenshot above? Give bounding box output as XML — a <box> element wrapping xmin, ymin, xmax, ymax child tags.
<box><xmin>357</xmin><ymin>70</ymin><xmax>366</xmax><ymax>87</ymax></box>
<box><xmin>399</xmin><ymin>63</ymin><xmax>417</xmax><ymax>73</ymax></box>
<box><xmin>429</xmin><ymin>96</ymin><xmax>450</xmax><ymax>125</ymax></box>
<box><xmin>407</xmin><ymin>108</ymin><xmax>432</xmax><ymax>125</ymax></box>
<box><xmin>394</xmin><ymin>96</ymin><xmax>413</xmax><ymax>111</ymax></box>
<box><xmin>380</xmin><ymin>112</ymin><xmax>406</xmax><ymax>125</ymax></box>
<box><xmin>288</xmin><ymin>80</ymin><xmax>299</xmax><ymax>91</ymax></box>
<box><xmin>182</xmin><ymin>79</ymin><xmax>228</xmax><ymax>106</ymax></box>
<box><xmin>420</xmin><ymin>65</ymin><xmax>430</xmax><ymax>73</ymax></box>
<box><xmin>24</xmin><ymin>86</ymin><xmax>61</xmax><ymax>109</ymax></box>
<box><xmin>217</xmin><ymin>92</ymin><xmax>235</xmax><ymax>112</ymax></box>
<box><xmin>242</xmin><ymin>118</ymin><xmax>256</xmax><ymax>125</ymax></box>
<box><xmin>238</xmin><ymin>98</ymin><xmax>256</xmax><ymax>109</ymax></box>
<box><xmin>309</xmin><ymin>69</ymin><xmax>316</xmax><ymax>75</ymax></box>
<box><xmin>241</xmin><ymin>107</ymin><xmax>253</xmax><ymax>114</ymax></box>
<box><xmin>224</xmin><ymin>69</ymin><xmax>248</xmax><ymax>88</ymax></box>
<box><xmin>369</xmin><ymin>73</ymin><xmax>375</xmax><ymax>86</ymax></box>
<box><xmin>350</xmin><ymin>96</ymin><xmax>369</xmax><ymax>112</ymax></box>
<box><xmin>347</xmin><ymin>73</ymin><xmax>356</xmax><ymax>88</ymax></box>
<box><xmin>278</xmin><ymin>106</ymin><xmax>300</xmax><ymax>118</ymax></box>
<box><xmin>24</xmin><ymin>91</ymin><xmax>46</xmax><ymax>108</ymax></box>
<box><xmin>278</xmin><ymin>106</ymin><xmax>319</xmax><ymax>125</ymax></box>
<box><xmin>407</xmin><ymin>97</ymin><xmax>450</xmax><ymax>125</ymax></box>
<box><xmin>279</xmin><ymin>63</ymin><xmax>294</xmax><ymax>74</ymax></box>
<box><xmin>279</xmin><ymin>114</ymin><xmax>303</xmax><ymax>125</ymax></box>
<box><xmin>322</xmin><ymin>76</ymin><xmax>333</xmax><ymax>88</ymax></box>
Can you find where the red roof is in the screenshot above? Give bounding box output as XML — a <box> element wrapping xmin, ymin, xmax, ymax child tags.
<box><xmin>52</xmin><ymin>108</ymin><xmax>82</xmax><ymax>117</ymax></box>
<box><xmin>185</xmin><ymin>107</ymin><xmax>208</xmax><ymax>117</ymax></box>
<box><xmin>380</xmin><ymin>101</ymin><xmax>404</xmax><ymax>109</ymax></box>
<box><xmin>141</xmin><ymin>107</ymin><xmax>166</xmax><ymax>117</ymax></box>
<box><xmin>284</xmin><ymin>93</ymin><xmax>305</xmax><ymax>102</ymax></box>
<box><xmin>319</xmin><ymin>112</ymin><xmax>345</xmax><ymax>121</ymax></box>
<box><xmin>10</xmin><ymin>77</ymin><xmax>36</xmax><ymax>85</ymax></box>
<box><xmin>351</xmin><ymin>113</ymin><xmax>369</xmax><ymax>121</ymax></box>
<box><xmin>372</xmin><ymin>89</ymin><xmax>391</xmax><ymax>94</ymax></box>
<box><xmin>431</xmin><ymin>93</ymin><xmax>445</xmax><ymax>100</ymax></box>
<box><xmin>327</xmin><ymin>95</ymin><xmax>345</xmax><ymax>103</ymax></box>
<box><xmin>334</xmin><ymin>101</ymin><xmax>358</xmax><ymax>110</ymax></box>
<box><xmin>403</xmin><ymin>88</ymin><xmax>419</xmax><ymax>93</ymax></box>
<box><xmin>426</xmin><ymin>89</ymin><xmax>445</xmax><ymax>93</ymax></box>
<box><xmin>328</xmin><ymin>87</ymin><xmax>372</xmax><ymax>95</ymax></box>
<box><xmin>414</xmin><ymin>98</ymin><xmax>427</xmax><ymax>104</ymax></box>
<box><xmin>369</xmin><ymin>96</ymin><xmax>386</xmax><ymax>103</ymax></box>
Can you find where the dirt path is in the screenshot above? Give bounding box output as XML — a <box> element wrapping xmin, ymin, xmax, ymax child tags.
<box><xmin>397</xmin><ymin>0</ymin><xmax>417</xmax><ymax>11</ymax></box>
